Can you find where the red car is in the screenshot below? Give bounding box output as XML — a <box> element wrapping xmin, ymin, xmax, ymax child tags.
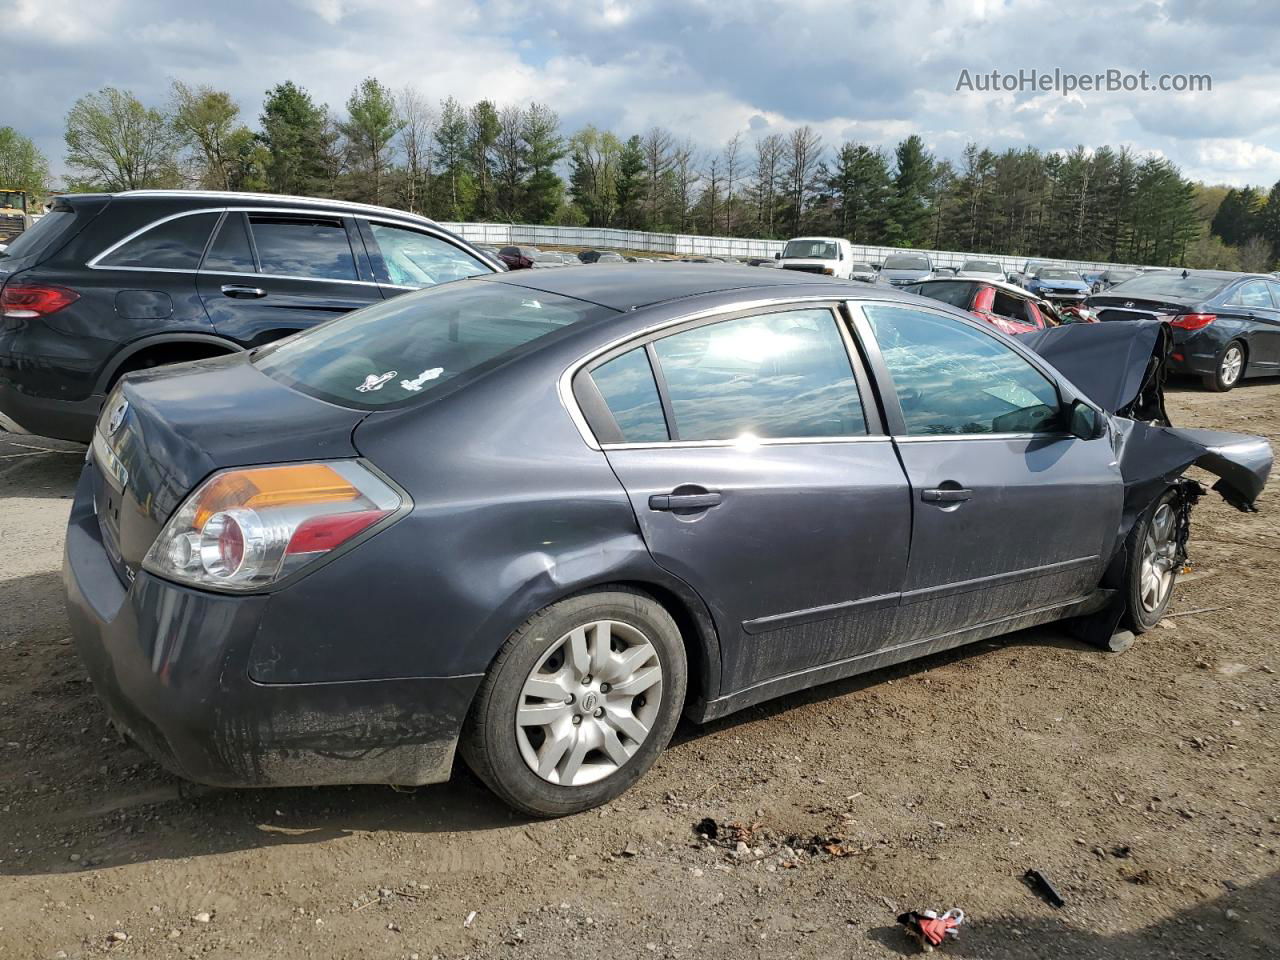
<box><xmin>904</xmin><ymin>278</ymin><xmax>1096</xmax><ymax>334</ymax></box>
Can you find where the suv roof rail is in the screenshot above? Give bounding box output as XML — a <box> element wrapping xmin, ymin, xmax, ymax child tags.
<box><xmin>113</xmin><ymin>190</ymin><xmax>440</xmax><ymax>226</ymax></box>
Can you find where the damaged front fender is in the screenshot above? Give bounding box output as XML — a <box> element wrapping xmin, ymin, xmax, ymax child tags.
<box><xmin>1020</xmin><ymin>319</ymin><xmax>1272</xmax><ymax>521</ymax></box>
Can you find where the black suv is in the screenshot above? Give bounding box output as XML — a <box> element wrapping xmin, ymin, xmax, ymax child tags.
<box><xmin>0</xmin><ymin>190</ymin><xmax>501</xmax><ymax>441</ymax></box>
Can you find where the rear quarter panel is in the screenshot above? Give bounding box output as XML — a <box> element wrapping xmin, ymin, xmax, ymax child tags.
<box><xmin>246</xmin><ymin>344</ymin><xmax>716</xmax><ymax>688</ymax></box>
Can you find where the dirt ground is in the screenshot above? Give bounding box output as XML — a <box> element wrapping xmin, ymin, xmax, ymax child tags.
<box><xmin>1</xmin><ymin>383</ymin><xmax>1277</xmax><ymax>960</ymax></box>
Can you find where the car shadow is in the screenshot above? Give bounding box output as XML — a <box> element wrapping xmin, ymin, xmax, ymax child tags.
<box><xmin>1166</xmin><ymin>373</ymin><xmax>1280</xmax><ymax>394</ymax></box>
<box><xmin>675</xmin><ymin>619</ymin><xmax>1092</xmax><ymax>744</ymax></box>
<box><xmin>885</xmin><ymin>871</ymin><xmax>1277</xmax><ymax>958</ymax></box>
<box><xmin>1</xmin><ymin>579</ymin><xmax>1103</xmax><ymax>879</ymax></box>
<box><xmin>0</xmin><ymin>432</ymin><xmax>84</xmax><ymax>500</ymax></box>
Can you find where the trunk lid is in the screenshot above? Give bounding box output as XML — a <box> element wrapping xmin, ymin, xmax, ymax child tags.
<box><xmin>90</xmin><ymin>353</ymin><xmax>367</xmax><ymax>581</ymax></box>
<box><xmin>1086</xmin><ymin>293</ymin><xmax>1196</xmax><ymax>323</ymax></box>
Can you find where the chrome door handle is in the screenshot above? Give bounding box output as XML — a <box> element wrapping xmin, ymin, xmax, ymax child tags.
<box><xmin>649</xmin><ymin>491</ymin><xmax>722</xmax><ymax>511</ymax></box>
<box><xmin>221</xmin><ymin>284</ymin><xmax>267</xmax><ymax>299</ymax></box>
<box><xmin>921</xmin><ymin>487</ymin><xmax>973</xmax><ymax>503</ymax></box>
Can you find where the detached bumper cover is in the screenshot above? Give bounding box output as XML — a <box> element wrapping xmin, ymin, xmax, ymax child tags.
<box><xmin>63</xmin><ymin>466</ymin><xmax>479</xmax><ymax>788</ymax></box>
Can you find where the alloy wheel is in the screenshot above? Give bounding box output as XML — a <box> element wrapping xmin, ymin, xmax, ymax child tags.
<box><xmin>1140</xmin><ymin>502</ymin><xmax>1178</xmax><ymax>612</ymax></box>
<box><xmin>1221</xmin><ymin>345</ymin><xmax>1244</xmax><ymax>386</ymax></box>
<box><xmin>515</xmin><ymin>620</ymin><xmax>663</xmax><ymax>786</ymax></box>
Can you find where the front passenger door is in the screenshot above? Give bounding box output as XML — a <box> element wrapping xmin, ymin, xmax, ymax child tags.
<box><xmin>197</xmin><ymin>211</ymin><xmax>382</xmax><ymax>345</ymax></box>
<box><xmin>855</xmin><ymin>303</ymin><xmax>1121</xmax><ymax>641</ymax></box>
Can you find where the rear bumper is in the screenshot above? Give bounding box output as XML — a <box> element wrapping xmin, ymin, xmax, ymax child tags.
<box><xmin>1168</xmin><ymin>330</ymin><xmax>1222</xmax><ymax>377</ymax></box>
<box><xmin>0</xmin><ymin>380</ymin><xmax>101</xmax><ymax>442</ymax></box>
<box><xmin>63</xmin><ymin>466</ymin><xmax>479</xmax><ymax>788</ymax></box>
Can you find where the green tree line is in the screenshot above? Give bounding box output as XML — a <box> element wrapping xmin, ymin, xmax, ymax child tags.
<box><xmin>0</xmin><ymin>79</ymin><xmax>1275</xmax><ymax>269</ymax></box>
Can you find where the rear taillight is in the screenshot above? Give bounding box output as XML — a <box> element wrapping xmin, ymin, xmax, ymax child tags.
<box><xmin>1171</xmin><ymin>313</ymin><xmax>1215</xmax><ymax>331</ymax></box>
<box><xmin>1</xmin><ymin>283</ymin><xmax>80</xmax><ymax>318</ymax></box>
<box><xmin>143</xmin><ymin>461</ymin><xmax>405</xmax><ymax>591</ymax></box>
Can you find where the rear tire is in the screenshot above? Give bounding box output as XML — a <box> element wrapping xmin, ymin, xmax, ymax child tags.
<box><xmin>460</xmin><ymin>588</ymin><xmax>686</xmax><ymax>818</ymax></box>
<box><xmin>1202</xmin><ymin>340</ymin><xmax>1245</xmax><ymax>392</ymax></box>
<box><xmin>1123</xmin><ymin>488</ymin><xmax>1180</xmax><ymax>634</ymax></box>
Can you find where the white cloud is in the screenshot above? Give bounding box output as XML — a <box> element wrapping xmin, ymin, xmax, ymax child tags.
<box><xmin>7</xmin><ymin>0</ymin><xmax>1280</xmax><ymax>187</ymax></box>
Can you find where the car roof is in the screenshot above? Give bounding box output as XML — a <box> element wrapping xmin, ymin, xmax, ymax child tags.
<box><xmin>95</xmin><ymin>190</ymin><xmax>444</xmax><ymax>228</ymax></box>
<box><xmin>478</xmin><ymin>263</ymin><xmax>879</xmax><ymax>311</ymax></box>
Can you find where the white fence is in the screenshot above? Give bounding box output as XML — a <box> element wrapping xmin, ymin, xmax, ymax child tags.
<box><xmin>440</xmin><ymin>222</ymin><xmax>1148</xmax><ymax>275</ymax></box>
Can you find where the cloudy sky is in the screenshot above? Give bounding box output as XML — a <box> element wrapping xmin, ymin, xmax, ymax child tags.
<box><xmin>7</xmin><ymin>0</ymin><xmax>1280</xmax><ymax>187</ymax></box>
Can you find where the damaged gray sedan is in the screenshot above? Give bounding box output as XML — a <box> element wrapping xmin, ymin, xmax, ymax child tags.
<box><xmin>65</xmin><ymin>267</ymin><xmax>1271</xmax><ymax>818</ymax></box>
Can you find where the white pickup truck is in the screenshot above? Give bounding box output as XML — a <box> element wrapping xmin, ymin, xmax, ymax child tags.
<box><xmin>775</xmin><ymin>237</ymin><xmax>858</xmax><ymax>279</ymax></box>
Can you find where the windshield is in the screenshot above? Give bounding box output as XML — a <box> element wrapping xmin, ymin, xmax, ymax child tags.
<box><xmin>850</xmin><ymin>262</ymin><xmax>874</xmax><ymax>271</ymax></box>
<box><xmin>253</xmin><ymin>280</ymin><xmax>613</xmax><ymax>409</ymax></box>
<box><xmin>782</xmin><ymin>240</ymin><xmax>838</xmax><ymax>260</ymax></box>
<box><xmin>0</xmin><ymin>191</ymin><xmax>25</xmax><ymax>212</ymax></box>
<box><xmin>1106</xmin><ymin>272</ymin><xmax>1231</xmax><ymax>299</ymax></box>
<box><xmin>1036</xmin><ymin>269</ymin><xmax>1081</xmax><ymax>282</ymax></box>
<box><xmin>882</xmin><ymin>254</ymin><xmax>930</xmax><ymax>271</ymax></box>
<box><xmin>1104</xmin><ymin>270</ymin><xmax>1138</xmax><ymax>282</ymax></box>
<box><xmin>961</xmin><ymin>261</ymin><xmax>1001</xmax><ymax>273</ymax></box>
<box><xmin>903</xmin><ymin>280</ymin><xmax>975</xmax><ymax>308</ymax></box>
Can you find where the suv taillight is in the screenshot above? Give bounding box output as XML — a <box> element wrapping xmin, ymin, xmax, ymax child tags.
<box><xmin>1</xmin><ymin>283</ymin><xmax>80</xmax><ymax>318</ymax></box>
<box><xmin>1171</xmin><ymin>313</ymin><xmax>1216</xmax><ymax>331</ymax></box>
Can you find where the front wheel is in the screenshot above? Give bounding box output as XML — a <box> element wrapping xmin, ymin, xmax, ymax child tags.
<box><xmin>460</xmin><ymin>588</ymin><xmax>687</xmax><ymax>817</ymax></box>
<box><xmin>1123</xmin><ymin>489</ymin><xmax>1181</xmax><ymax>633</ymax></box>
<box><xmin>1203</xmin><ymin>340</ymin><xmax>1245</xmax><ymax>392</ymax></box>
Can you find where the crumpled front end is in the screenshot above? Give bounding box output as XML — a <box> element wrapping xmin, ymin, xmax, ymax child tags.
<box><xmin>1020</xmin><ymin>319</ymin><xmax>1272</xmax><ymax>523</ymax></box>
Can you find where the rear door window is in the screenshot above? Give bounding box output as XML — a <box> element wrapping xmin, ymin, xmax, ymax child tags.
<box><xmin>650</xmin><ymin>307</ymin><xmax>866</xmax><ymax>441</ymax></box>
<box><xmin>1228</xmin><ymin>279</ymin><xmax>1275</xmax><ymax>309</ymax></box>
<box><xmin>201</xmin><ymin>212</ymin><xmax>256</xmax><ymax>273</ymax></box>
<box><xmin>365</xmin><ymin>222</ymin><xmax>491</xmax><ymax>288</ymax></box>
<box><xmin>249</xmin><ymin>215</ymin><xmax>358</xmax><ymax>281</ymax></box>
<box><xmin>589</xmin><ymin>347</ymin><xmax>669</xmax><ymax>443</ymax></box>
<box><xmin>253</xmin><ymin>281</ymin><xmax>612</xmax><ymax>409</ymax></box>
<box><xmin>96</xmin><ymin>212</ymin><xmax>219</xmax><ymax>270</ymax></box>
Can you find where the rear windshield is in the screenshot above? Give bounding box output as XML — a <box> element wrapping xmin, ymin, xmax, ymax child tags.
<box><xmin>882</xmin><ymin>254</ymin><xmax>930</xmax><ymax>270</ymax></box>
<box><xmin>253</xmin><ymin>279</ymin><xmax>613</xmax><ymax>409</ymax></box>
<box><xmin>904</xmin><ymin>280</ymin><xmax>975</xmax><ymax>308</ymax></box>
<box><xmin>0</xmin><ymin>206</ymin><xmax>77</xmax><ymax>262</ymax></box>
<box><xmin>1107</xmin><ymin>272</ymin><xmax>1230</xmax><ymax>299</ymax></box>
<box><xmin>961</xmin><ymin>260</ymin><xmax>1001</xmax><ymax>272</ymax></box>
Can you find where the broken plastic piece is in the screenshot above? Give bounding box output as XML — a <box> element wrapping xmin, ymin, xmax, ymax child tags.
<box><xmin>1024</xmin><ymin>868</ymin><xmax>1066</xmax><ymax>907</ymax></box>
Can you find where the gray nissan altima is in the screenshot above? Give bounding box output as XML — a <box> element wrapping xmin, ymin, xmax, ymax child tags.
<box><xmin>64</xmin><ymin>264</ymin><xmax>1271</xmax><ymax>817</ymax></box>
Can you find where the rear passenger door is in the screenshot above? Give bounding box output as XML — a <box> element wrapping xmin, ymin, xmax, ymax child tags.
<box><xmin>577</xmin><ymin>303</ymin><xmax>913</xmax><ymax>694</ymax></box>
<box><xmin>196</xmin><ymin>210</ymin><xmax>383</xmax><ymax>346</ymax></box>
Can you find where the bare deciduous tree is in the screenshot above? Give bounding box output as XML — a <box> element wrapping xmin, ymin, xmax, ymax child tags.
<box><xmin>397</xmin><ymin>86</ymin><xmax>435</xmax><ymax>214</ymax></box>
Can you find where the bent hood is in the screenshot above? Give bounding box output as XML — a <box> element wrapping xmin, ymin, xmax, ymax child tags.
<box><xmin>1019</xmin><ymin>320</ymin><xmax>1272</xmax><ymax>515</ymax></box>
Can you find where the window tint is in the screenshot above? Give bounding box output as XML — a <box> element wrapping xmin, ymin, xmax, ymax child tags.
<box><xmin>367</xmin><ymin>223</ymin><xmax>490</xmax><ymax>288</ymax></box>
<box><xmin>253</xmin><ymin>282</ymin><xmax>609</xmax><ymax>409</ymax></box>
<box><xmin>590</xmin><ymin>348</ymin><xmax>669</xmax><ymax>443</ymax></box>
<box><xmin>202</xmin><ymin>212</ymin><xmax>256</xmax><ymax>273</ymax></box>
<box><xmin>1230</xmin><ymin>279</ymin><xmax>1274</xmax><ymax>308</ymax></box>
<box><xmin>865</xmin><ymin>305</ymin><xmax>1060</xmax><ymax>436</ymax></box>
<box><xmin>250</xmin><ymin>215</ymin><xmax>357</xmax><ymax>281</ymax></box>
<box><xmin>651</xmin><ymin>308</ymin><xmax>865</xmax><ymax>441</ymax></box>
<box><xmin>98</xmin><ymin>212</ymin><xmax>218</xmax><ymax>269</ymax></box>
<box><xmin>0</xmin><ymin>206</ymin><xmax>77</xmax><ymax>262</ymax></box>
